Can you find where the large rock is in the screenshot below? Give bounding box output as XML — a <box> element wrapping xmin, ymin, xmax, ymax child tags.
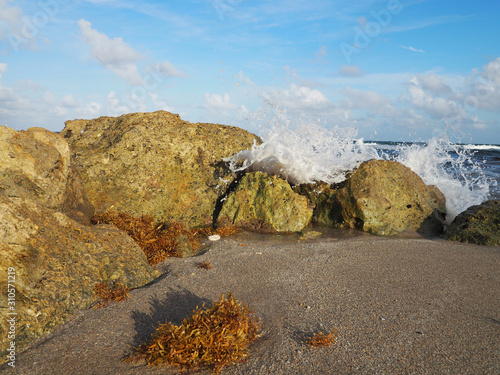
<box><xmin>445</xmin><ymin>200</ymin><xmax>500</xmax><ymax>246</ymax></box>
<box><xmin>0</xmin><ymin>126</ymin><xmax>94</xmax><ymax>224</ymax></box>
<box><xmin>0</xmin><ymin>196</ymin><xmax>159</xmax><ymax>361</ymax></box>
<box><xmin>330</xmin><ymin>160</ymin><xmax>446</xmax><ymax>235</ymax></box>
<box><xmin>216</xmin><ymin>172</ymin><xmax>313</xmax><ymax>232</ymax></box>
<box><xmin>60</xmin><ymin>111</ymin><xmax>260</xmax><ymax>228</ymax></box>
<box><xmin>0</xmin><ymin>127</ymin><xmax>159</xmax><ymax>362</ymax></box>
<box><xmin>293</xmin><ymin>181</ymin><xmax>338</xmax><ymax>227</ymax></box>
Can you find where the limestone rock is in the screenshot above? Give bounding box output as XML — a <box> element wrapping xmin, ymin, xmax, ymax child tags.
<box><xmin>61</xmin><ymin>111</ymin><xmax>260</xmax><ymax>228</ymax></box>
<box><xmin>0</xmin><ymin>126</ymin><xmax>94</xmax><ymax>224</ymax></box>
<box><xmin>0</xmin><ymin>195</ymin><xmax>159</xmax><ymax>361</ymax></box>
<box><xmin>331</xmin><ymin>159</ymin><xmax>446</xmax><ymax>235</ymax></box>
<box><xmin>293</xmin><ymin>181</ymin><xmax>339</xmax><ymax>227</ymax></box>
<box><xmin>217</xmin><ymin>172</ymin><xmax>313</xmax><ymax>232</ymax></box>
<box><xmin>445</xmin><ymin>200</ymin><xmax>500</xmax><ymax>246</ymax></box>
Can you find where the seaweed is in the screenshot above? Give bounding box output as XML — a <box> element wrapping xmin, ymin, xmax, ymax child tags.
<box><xmin>305</xmin><ymin>330</ymin><xmax>337</xmax><ymax>348</ymax></box>
<box><xmin>195</xmin><ymin>261</ymin><xmax>213</xmax><ymax>270</ymax></box>
<box><xmin>92</xmin><ymin>212</ymin><xmax>239</xmax><ymax>265</ymax></box>
<box><xmin>93</xmin><ymin>281</ymin><xmax>130</xmax><ymax>309</ymax></box>
<box><xmin>123</xmin><ymin>293</ymin><xmax>261</xmax><ymax>373</ymax></box>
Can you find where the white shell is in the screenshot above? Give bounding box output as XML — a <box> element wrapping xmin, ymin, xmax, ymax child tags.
<box><xmin>208</xmin><ymin>234</ymin><xmax>221</xmax><ymax>241</ymax></box>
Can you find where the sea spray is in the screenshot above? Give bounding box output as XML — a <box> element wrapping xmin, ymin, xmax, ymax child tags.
<box><xmin>224</xmin><ymin>123</ymin><xmax>379</xmax><ymax>185</ymax></box>
<box><xmin>226</xmin><ymin>116</ymin><xmax>493</xmax><ymax>221</ymax></box>
<box><xmin>393</xmin><ymin>137</ymin><xmax>493</xmax><ymax>222</ymax></box>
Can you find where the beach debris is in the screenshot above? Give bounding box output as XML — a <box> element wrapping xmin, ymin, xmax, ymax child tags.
<box><xmin>208</xmin><ymin>234</ymin><xmax>221</xmax><ymax>241</ymax></box>
<box><xmin>195</xmin><ymin>261</ymin><xmax>213</xmax><ymax>270</ymax></box>
<box><xmin>92</xmin><ymin>212</ymin><xmax>239</xmax><ymax>264</ymax></box>
<box><xmin>306</xmin><ymin>330</ymin><xmax>337</xmax><ymax>348</ymax></box>
<box><xmin>123</xmin><ymin>293</ymin><xmax>261</xmax><ymax>373</ymax></box>
<box><xmin>92</xmin><ymin>281</ymin><xmax>130</xmax><ymax>309</ymax></box>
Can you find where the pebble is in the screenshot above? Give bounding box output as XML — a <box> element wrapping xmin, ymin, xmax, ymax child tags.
<box><xmin>208</xmin><ymin>234</ymin><xmax>221</xmax><ymax>241</ymax></box>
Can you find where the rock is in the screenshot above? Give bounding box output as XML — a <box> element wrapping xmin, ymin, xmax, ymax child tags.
<box><xmin>0</xmin><ymin>127</ymin><xmax>159</xmax><ymax>362</ymax></box>
<box><xmin>0</xmin><ymin>195</ymin><xmax>159</xmax><ymax>362</ymax></box>
<box><xmin>60</xmin><ymin>111</ymin><xmax>260</xmax><ymax>228</ymax></box>
<box><xmin>445</xmin><ymin>200</ymin><xmax>500</xmax><ymax>246</ymax></box>
<box><xmin>293</xmin><ymin>181</ymin><xmax>339</xmax><ymax>227</ymax></box>
<box><xmin>216</xmin><ymin>172</ymin><xmax>313</xmax><ymax>232</ymax></box>
<box><xmin>330</xmin><ymin>159</ymin><xmax>446</xmax><ymax>235</ymax></box>
<box><xmin>0</xmin><ymin>126</ymin><xmax>94</xmax><ymax>224</ymax></box>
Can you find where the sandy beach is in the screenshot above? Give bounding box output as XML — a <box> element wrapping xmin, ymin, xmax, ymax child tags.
<box><xmin>2</xmin><ymin>230</ymin><xmax>499</xmax><ymax>375</ymax></box>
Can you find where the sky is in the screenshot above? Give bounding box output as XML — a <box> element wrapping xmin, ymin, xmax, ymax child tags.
<box><xmin>0</xmin><ymin>0</ymin><xmax>499</xmax><ymax>144</ymax></box>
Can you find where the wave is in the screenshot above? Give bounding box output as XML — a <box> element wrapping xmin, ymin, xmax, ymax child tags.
<box><xmin>226</xmin><ymin>122</ymin><xmax>495</xmax><ymax>222</ymax></box>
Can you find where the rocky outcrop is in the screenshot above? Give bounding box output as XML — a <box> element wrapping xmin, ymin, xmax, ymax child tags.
<box><xmin>322</xmin><ymin>160</ymin><xmax>446</xmax><ymax>235</ymax></box>
<box><xmin>0</xmin><ymin>127</ymin><xmax>159</xmax><ymax>362</ymax></box>
<box><xmin>0</xmin><ymin>126</ymin><xmax>94</xmax><ymax>224</ymax></box>
<box><xmin>61</xmin><ymin>111</ymin><xmax>260</xmax><ymax>228</ymax></box>
<box><xmin>445</xmin><ymin>200</ymin><xmax>500</xmax><ymax>246</ymax></box>
<box><xmin>216</xmin><ymin>172</ymin><xmax>313</xmax><ymax>232</ymax></box>
<box><xmin>293</xmin><ymin>182</ymin><xmax>338</xmax><ymax>227</ymax></box>
<box><xmin>0</xmin><ymin>197</ymin><xmax>159</xmax><ymax>360</ymax></box>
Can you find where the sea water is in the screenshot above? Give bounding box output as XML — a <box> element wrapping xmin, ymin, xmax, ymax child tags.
<box><xmin>225</xmin><ymin>114</ymin><xmax>499</xmax><ymax>222</ymax></box>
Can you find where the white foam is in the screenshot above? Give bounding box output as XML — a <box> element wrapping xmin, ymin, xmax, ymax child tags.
<box><xmin>225</xmin><ymin>107</ymin><xmax>493</xmax><ymax>221</ymax></box>
<box><xmin>224</xmin><ymin>122</ymin><xmax>380</xmax><ymax>185</ymax></box>
<box><xmin>393</xmin><ymin>137</ymin><xmax>493</xmax><ymax>222</ymax></box>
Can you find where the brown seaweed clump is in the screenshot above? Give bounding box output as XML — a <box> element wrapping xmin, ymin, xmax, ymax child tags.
<box><xmin>93</xmin><ymin>281</ymin><xmax>130</xmax><ymax>309</ymax></box>
<box><xmin>195</xmin><ymin>261</ymin><xmax>213</xmax><ymax>270</ymax></box>
<box><xmin>306</xmin><ymin>330</ymin><xmax>337</xmax><ymax>348</ymax></box>
<box><xmin>124</xmin><ymin>293</ymin><xmax>261</xmax><ymax>373</ymax></box>
<box><xmin>92</xmin><ymin>212</ymin><xmax>239</xmax><ymax>265</ymax></box>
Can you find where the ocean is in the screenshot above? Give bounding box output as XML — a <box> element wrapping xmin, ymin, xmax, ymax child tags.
<box><xmin>225</xmin><ymin>122</ymin><xmax>500</xmax><ymax>223</ymax></box>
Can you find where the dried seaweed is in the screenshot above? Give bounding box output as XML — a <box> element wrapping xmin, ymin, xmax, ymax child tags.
<box><xmin>92</xmin><ymin>212</ymin><xmax>239</xmax><ymax>265</ymax></box>
<box><xmin>306</xmin><ymin>330</ymin><xmax>337</xmax><ymax>348</ymax></box>
<box><xmin>93</xmin><ymin>281</ymin><xmax>130</xmax><ymax>309</ymax></box>
<box><xmin>195</xmin><ymin>261</ymin><xmax>213</xmax><ymax>270</ymax></box>
<box><xmin>123</xmin><ymin>293</ymin><xmax>261</xmax><ymax>373</ymax></box>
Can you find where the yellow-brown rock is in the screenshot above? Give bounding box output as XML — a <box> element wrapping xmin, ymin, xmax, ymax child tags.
<box><xmin>61</xmin><ymin>111</ymin><xmax>260</xmax><ymax>228</ymax></box>
<box><xmin>332</xmin><ymin>159</ymin><xmax>446</xmax><ymax>235</ymax></box>
<box><xmin>217</xmin><ymin>172</ymin><xmax>313</xmax><ymax>232</ymax></box>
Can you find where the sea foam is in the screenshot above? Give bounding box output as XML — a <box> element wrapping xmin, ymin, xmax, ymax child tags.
<box><xmin>225</xmin><ymin>116</ymin><xmax>493</xmax><ymax>222</ymax></box>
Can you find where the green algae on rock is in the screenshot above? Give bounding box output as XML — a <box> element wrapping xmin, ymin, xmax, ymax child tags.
<box><xmin>61</xmin><ymin>111</ymin><xmax>260</xmax><ymax>228</ymax></box>
<box><xmin>217</xmin><ymin>171</ymin><xmax>313</xmax><ymax>232</ymax></box>
<box><xmin>445</xmin><ymin>199</ymin><xmax>500</xmax><ymax>246</ymax></box>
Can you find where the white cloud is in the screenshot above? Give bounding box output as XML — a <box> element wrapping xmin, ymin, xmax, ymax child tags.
<box><xmin>0</xmin><ymin>63</ymin><xmax>7</xmax><ymax>79</ymax></box>
<box><xmin>276</xmin><ymin>83</ymin><xmax>330</xmax><ymax>111</ymax></box>
<box><xmin>408</xmin><ymin>76</ymin><xmax>464</xmax><ymax>119</ymax></box>
<box><xmin>0</xmin><ymin>0</ymin><xmax>38</xmax><ymax>51</ymax></box>
<box><xmin>482</xmin><ymin>57</ymin><xmax>500</xmax><ymax>84</ymax></box>
<box><xmin>400</xmin><ymin>45</ymin><xmax>425</xmax><ymax>53</ymax></box>
<box><xmin>338</xmin><ymin>65</ymin><xmax>364</xmax><ymax>77</ymax></box>
<box><xmin>78</xmin><ymin>19</ymin><xmax>144</xmax><ymax>85</ymax></box>
<box><xmin>236</xmin><ymin>71</ymin><xmax>255</xmax><ymax>86</ymax></box>
<box><xmin>414</xmin><ymin>73</ymin><xmax>452</xmax><ymax>94</ymax></box>
<box><xmin>204</xmin><ymin>92</ymin><xmax>236</xmax><ymax>110</ymax></box>
<box><xmin>153</xmin><ymin>60</ymin><xmax>186</xmax><ymax>78</ymax></box>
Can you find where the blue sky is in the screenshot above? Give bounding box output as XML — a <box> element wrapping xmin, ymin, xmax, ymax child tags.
<box><xmin>0</xmin><ymin>0</ymin><xmax>499</xmax><ymax>143</ymax></box>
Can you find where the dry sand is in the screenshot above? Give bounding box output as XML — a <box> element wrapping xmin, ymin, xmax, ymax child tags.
<box><xmin>2</xmin><ymin>229</ymin><xmax>499</xmax><ymax>375</ymax></box>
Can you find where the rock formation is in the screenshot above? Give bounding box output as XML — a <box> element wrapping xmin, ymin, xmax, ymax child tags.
<box><xmin>0</xmin><ymin>127</ymin><xmax>159</xmax><ymax>361</ymax></box>
<box><xmin>308</xmin><ymin>160</ymin><xmax>447</xmax><ymax>236</ymax></box>
<box><xmin>445</xmin><ymin>199</ymin><xmax>499</xmax><ymax>246</ymax></box>
<box><xmin>61</xmin><ymin>111</ymin><xmax>260</xmax><ymax>228</ymax></box>
<box><xmin>0</xmin><ymin>126</ymin><xmax>94</xmax><ymax>224</ymax></box>
<box><xmin>216</xmin><ymin>172</ymin><xmax>313</xmax><ymax>232</ymax></box>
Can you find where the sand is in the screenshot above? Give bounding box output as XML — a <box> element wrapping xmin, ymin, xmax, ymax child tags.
<box><xmin>2</xmin><ymin>229</ymin><xmax>499</xmax><ymax>375</ymax></box>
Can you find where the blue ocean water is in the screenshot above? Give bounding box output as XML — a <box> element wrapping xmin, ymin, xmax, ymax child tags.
<box><xmin>368</xmin><ymin>140</ymin><xmax>500</xmax><ymax>200</ymax></box>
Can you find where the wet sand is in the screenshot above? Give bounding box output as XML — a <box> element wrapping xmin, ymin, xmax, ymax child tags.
<box><xmin>2</xmin><ymin>230</ymin><xmax>499</xmax><ymax>374</ymax></box>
